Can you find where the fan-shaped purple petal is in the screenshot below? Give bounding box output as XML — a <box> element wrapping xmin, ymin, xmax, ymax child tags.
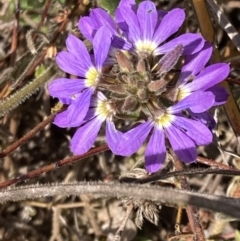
<box><xmin>53</xmin><ymin>110</ymin><xmax>70</xmax><ymax>128</ymax></box>
<box><xmin>172</xmin><ymin>116</ymin><xmax>212</xmax><ymax>145</ymax></box>
<box><xmin>183</xmin><ymin>63</ymin><xmax>230</xmax><ymax>92</ymax></box>
<box><xmin>106</xmin><ymin>121</ymin><xmax>124</xmax><ymax>155</ymax></box>
<box><xmin>208</xmin><ymin>86</ymin><xmax>229</xmax><ymax>106</ymax></box>
<box><xmin>116</xmin><ymin>0</ymin><xmax>137</xmax><ymax>31</ymax></box>
<box><xmin>145</xmin><ymin>127</ymin><xmax>166</xmax><ymax>173</ymax></box>
<box><xmin>56</xmin><ymin>51</ymin><xmax>88</xmax><ymax>76</ymax></box>
<box><xmin>119</xmin><ymin>7</ymin><xmax>141</xmax><ymax>43</ymax></box>
<box><xmin>183</xmin><ymin>41</ymin><xmax>212</xmax><ymax>76</ymax></box>
<box><xmin>169</xmin><ymin>91</ymin><xmax>215</xmax><ymax>114</ymax></box>
<box><xmin>48</xmin><ymin>78</ymin><xmax>86</xmax><ymax>98</ymax></box>
<box><xmin>165</xmin><ymin>125</ymin><xmax>197</xmax><ymax>163</ymax></box>
<box><xmin>67</xmin><ymin>88</ymin><xmax>94</xmax><ymax>127</ymax></box>
<box><xmin>153</xmin><ymin>8</ymin><xmax>185</xmax><ymax>46</ymax></box>
<box><xmin>155</xmin><ymin>33</ymin><xmax>204</xmax><ymax>55</ymax></box>
<box><xmin>117</xmin><ymin>121</ymin><xmax>152</xmax><ymax>155</ymax></box>
<box><xmin>176</xmin><ymin>41</ymin><xmax>213</xmax><ymax>87</ymax></box>
<box><xmin>93</xmin><ymin>26</ymin><xmax>112</xmax><ymax>70</ymax></box>
<box><xmin>83</xmin><ymin>107</ymin><xmax>97</xmax><ymax>122</ymax></box>
<box><xmin>189</xmin><ymin>111</ymin><xmax>216</xmax><ymax>130</ymax></box>
<box><xmin>112</xmin><ymin>36</ymin><xmax>132</xmax><ymax>50</ymax></box>
<box><xmin>66</xmin><ymin>34</ymin><xmax>92</xmax><ymax>68</ymax></box>
<box><xmin>118</xmin><ymin>0</ymin><xmax>136</xmax><ymax>8</ymax></box>
<box><xmin>78</xmin><ymin>16</ymin><xmax>95</xmax><ymax>41</ymax></box>
<box><xmin>70</xmin><ymin>117</ymin><xmax>104</xmax><ymax>155</ymax></box>
<box><xmin>90</xmin><ymin>9</ymin><xmax>117</xmax><ymax>35</ymax></box>
<box><xmin>115</xmin><ymin>8</ymin><xmax>128</xmax><ymax>34</ymax></box>
<box><xmin>137</xmin><ymin>1</ymin><xmax>157</xmax><ymax>40</ymax></box>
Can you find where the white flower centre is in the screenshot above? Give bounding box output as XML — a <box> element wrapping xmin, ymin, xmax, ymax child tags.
<box><xmin>155</xmin><ymin>113</ymin><xmax>175</xmax><ymax>129</ymax></box>
<box><xmin>135</xmin><ymin>40</ymin><xmax>157</xmax><ymax>56</ymax></box>
<box><xmin>85</xmin><ymin>67</ymin><xmax>99</xmax><ymax>87</ymax></box>
<box><xmin>96</xmin><ymin>100</ymin><xmax>115</xmax><ymax>121</ymax></box>
<box><xmin>177</xmin><ymin>88</ymin><xmax>191</xmax><ymax>101</ymax></box>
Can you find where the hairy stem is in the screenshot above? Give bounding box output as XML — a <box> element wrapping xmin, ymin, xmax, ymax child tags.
<box><xmin>0</xmin><ymin>66</ymin><xmax>55</xmax><ymax>117</ymax></box>
<box><xmin>0</xmin><ymin>182</ymin><xmax>240</xmax><ymax>219</ymax></box>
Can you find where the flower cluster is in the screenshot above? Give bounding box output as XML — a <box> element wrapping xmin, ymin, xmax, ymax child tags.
<box><xmin>48</xmin><ymin>0</ymin><xmax>229</xmax><ymax>173</ymax></box>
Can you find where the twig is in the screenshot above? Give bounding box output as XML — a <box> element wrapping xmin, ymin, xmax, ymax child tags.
<box><xmin>226</xmin><ymin>78</ymin><xmax>240</xmax><ymax>85</ymax></box>
<box><xmin>1</xmin><ymin>151</ymin><xmax>238</xmax><ymax>190</ymax></box>
<box><xmin>172</xmin><ymin>151</ymin><xmax>205</xmax><ymax>241</ymax></box>
<box><xmin>10</xmin><ymin>0</ymin><xmax>20</xmax><ymax>66</ymax></box>
<box><xmin>196</xmin><ymin>156</ymin><xmax>235</xmax><ymax>169</ymax></box>
<box><xmin>81</xmin><ymin>195</ymin><xmax>103</xmax><ymax>236</ymax></box>
<box><xmin>36</xmin><ymin>0</ymin><xmax>52</xmax><ymax>31</ymax></box>
<box><xmin>1</xmin><ymin>156</ymin><xmax>238</xmax><ymax>193</ymax></box>
<box><xmin>120</xmin><ymin>166</ymin><xmax>240</xmax><ymax>184</ymax></box>
<box><xmin>206</xmin><ymin>0</ymin><xmax>240</xmax><ymax>51</ymax></box>
<box><xmin>114</xmin><ymin>202</ymin><xmax>134</xmax><ymax>241</ymax></box>
<box><xmin>50</xmin><ymin>207</ymin><xmax>63</xmax><ymax>241</ymax></box>
<box><xmin>0</xmin><ymin>112</ymin><xmax>57</xmax><ymax>158</ymax></box>
<box><xmin>0</xmin><ymin>145</ymin><xmax>109</xmax><ymax>189</ymax></box>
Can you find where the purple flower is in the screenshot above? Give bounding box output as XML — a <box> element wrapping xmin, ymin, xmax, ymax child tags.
<box><xmin>54</xmin><ymin>92</ymin><xmax>122</xmax><ymax>155</ymax></box>
<box><xmin>172</xmin><ymin>41</ymin><xmax>229</xmax><ymax>128</ymax></box>
<box><xmin>115</xmin><ymin>1</ymin><xmax>204</xmax><ymax>56</ymax></box>
<box><xmin>175</xmin><ymin>42</ymin><xmax>230</xmax><ymax>105</ymax></box>
<box><xmin>48</xmin><ymin>0</ymin><xmax>230</xmax><ymax>174</ymax></box>
<box><xmin>79</xmin><ymin>8</ymin><xmax>118</xmax><ymax>42</ymax></box>
<box><xmin>113</xmin><ymin>43</ymin><xmax>230</xmax><ymax>173</ymax></box>
<box><xmin>79</xmin><ymin>0</ymin><xmax>204</xmax><ymax>57</ymax></box>
<box><xmin>48</xmin><ymin>26</ymin><xmax>112</xmax><ymax>127</ymax></box>
<box><xmin>116</xmin><ymin>91</ymin><xmax>215</xmax><ymax>173</ymax></box>
<box><xmin>79</xmin><ymin>8</ymin><xmax>131</xmax><ymax>51</ymax></box>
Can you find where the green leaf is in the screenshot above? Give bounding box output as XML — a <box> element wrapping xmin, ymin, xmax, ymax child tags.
<box><xmin>97</xmin><ymin>0</ymin><xmax>144</xmax><ymax>15</ymax></box>
<box><xmin>97</xmin><ymin>0</ymin><xmax>120</xmax><ymax>15</ymax></box>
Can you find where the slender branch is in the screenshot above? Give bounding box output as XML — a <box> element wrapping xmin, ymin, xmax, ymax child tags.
<box><xmin>36</xmin><ymin>0</ymin><xmax>52</xmax><ymax>31</ymax></box>
<box><xmin>114</xmin><ymin>202</ymin><xmax>133</xmax><ymax>241</ymax></box>
<box><xmin>1</xmin><ymin>152</ymin><xmax>238</xmax><ymax>190</ymax></box>
<box><xmin>0</xmin><ymin>112</ymin><xmax>57</xmax><ymax>158</ymax></box>
<box><xmin>120</xmin><ymin>167</ymin><xmax>240</xmax><ymax>184</ymax></box>
<box><xmin>196</xmin><ymin>156</ymin><xmax>234</xmax><ymax>169</ymax></box>
<box><xmin>226</xmin><ymin>78</ymin><xmax>240</xmax><ymax>85</ymax></box>
<box><xmin>172</xmin><ymin>151</ymin><xmax>205</xmax><ymax>241</ymax></box>
<box><xmin>0</xmin><ymin>145</ymin><xmax>109</xmax><ymax>189</ymax></box>
<box><xmin>10</xmin><ymin>0</ymin><xmax>20</xmax><ymax>66</ymax></box>
<box><xmin>1</xmin><ymin>128</ymin><xmax>237</xmax><ymax>190</ymax></box>
<box><xmin>0</xmin><ymin>182</ymin><xmax>240</xmax><ymax>219</ymax></box>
